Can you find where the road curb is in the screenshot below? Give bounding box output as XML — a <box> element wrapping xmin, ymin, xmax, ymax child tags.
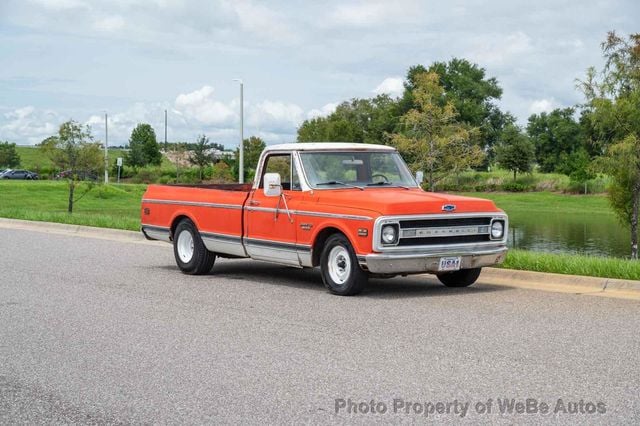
<box><xmin>1</xmin><ymin>217</ymin><xmax>639</xmax><ymax>298</ymax></box>
<box><xmin>0</xmin><ymin>217</ymin><xmax>163</xmax><ymax>246</ymax></box>
<box><xmin>481</xmin><ymin>267</ymin><xmax>640</xmax><ymax>298</ymax></box>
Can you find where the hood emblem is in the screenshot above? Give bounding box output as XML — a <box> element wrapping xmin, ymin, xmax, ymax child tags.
<box><xmin>442</xmin><ymin>204</ymin><xmax>456</xmax><ymax>212</ymax></box>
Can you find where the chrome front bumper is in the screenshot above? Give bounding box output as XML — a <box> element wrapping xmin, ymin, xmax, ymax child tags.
<box><xmin>360</xmin><ymin>246</ymin><xmax>508</xmax><ymax>274</ymax></box>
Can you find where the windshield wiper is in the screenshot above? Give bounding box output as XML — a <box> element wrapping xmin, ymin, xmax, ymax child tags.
<box><xmin>366</xmin><ymin>181</ymin><xmax>410</xmax><ymax>190</ymax></box>
<box><xmin>315</xmin><ymin>181</ymin><xmax>364</xmax><ymax>190</ymax></box>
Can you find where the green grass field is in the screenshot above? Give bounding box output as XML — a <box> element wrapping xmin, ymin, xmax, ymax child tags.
<box><xmin>0</xmin><ymin>180</ymin><xmax>145</xmax><ymax>231</ymax></box>
<box><xmin>501</xmin><ymin>249</ymin><xmax>640</xmax><ymax>281</ymax></box>
<box><xmin>459</xmin><ymin>191</ymin><xmax>612</xmax><ymax>216</ymax></box>
<box><xmin>1</xmin><ymin>181</ymin><xmax>637</xmax><ymax>280</ymax></box>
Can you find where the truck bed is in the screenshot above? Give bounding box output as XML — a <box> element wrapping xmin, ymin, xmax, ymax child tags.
<box><xmin>141</xmin><ymin>184</ymin><xmax>252</xmax><ymax>256</ymax></box>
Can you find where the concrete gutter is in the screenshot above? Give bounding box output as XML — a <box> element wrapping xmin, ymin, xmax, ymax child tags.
<box><xmin>480</xmin><ymin>268</ymin><xmax>640</xmax><ymax>300</ymax></box>
<box><xmin>1</xmin><ymin>217</ymin><xmax>639</xmax><ymax>300</ymax></box>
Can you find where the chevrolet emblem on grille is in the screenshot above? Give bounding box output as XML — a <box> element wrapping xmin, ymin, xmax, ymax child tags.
<box><xmin>442</xmin><ymin>204</ymin><xmax>456</xmax><ymax>212</ymax></box>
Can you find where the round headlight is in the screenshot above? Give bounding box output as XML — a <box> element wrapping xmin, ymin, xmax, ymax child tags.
<box><xmin>381</xmin><ymin>225</ymin><xmax>397</xmax><ymax>244</ymax></box>
<box><xmin>491</xmin><ymin>221</ymin><xmax>504</xmax><ymax>239</ymax></box>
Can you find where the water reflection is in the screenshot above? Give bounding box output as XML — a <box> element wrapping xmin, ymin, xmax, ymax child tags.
<box><xmin>507</xmin><ymin>212</ymin><xmax>630</xmax><ymax>258</ymax></box>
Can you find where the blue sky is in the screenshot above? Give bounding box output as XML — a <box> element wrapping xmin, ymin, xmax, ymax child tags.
<box><xmin>0</xmin><ymin>0</ymin><xmax>637</xmax><ymax>148</ymax></box>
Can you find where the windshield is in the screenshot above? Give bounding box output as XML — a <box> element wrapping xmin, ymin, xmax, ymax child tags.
<box><xmin>299</xmin><ymin>151</ymin><xmax>418</xmax><ymax>189</ymax></box>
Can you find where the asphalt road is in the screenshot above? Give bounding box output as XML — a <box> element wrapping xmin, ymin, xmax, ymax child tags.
<box><xmin>1</xmin><ymin>228</ymin><xmax>639</xmax><ymax>424</ymax></box>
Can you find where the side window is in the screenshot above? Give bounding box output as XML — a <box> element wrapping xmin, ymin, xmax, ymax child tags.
<box><xmin>261</xmin><ymin>154</ymin><xmax>291</xmax><ymax>190</ymax></box>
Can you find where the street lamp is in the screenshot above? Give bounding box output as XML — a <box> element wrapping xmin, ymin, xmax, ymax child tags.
<box><xmin>104</xmin><ymin>112</ymin><xmax>109</xmax><ymax>184</ymax></box>
<box><xmin>233</xmin><ymin>78</ymin><xmax>244</xmax><ymax>183</ymax></box>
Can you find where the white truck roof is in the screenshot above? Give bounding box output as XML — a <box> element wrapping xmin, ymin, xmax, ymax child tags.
<box><xmin>263</xmin><ymin>142</ymin><xmax>396</xmax><ymax>152</ymax></box>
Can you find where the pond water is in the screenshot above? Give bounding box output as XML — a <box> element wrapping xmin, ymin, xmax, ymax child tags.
<box><xmin>507</xmin><ymin>211</ymin><xmax>630</xmax><ymax>258</ymax></box>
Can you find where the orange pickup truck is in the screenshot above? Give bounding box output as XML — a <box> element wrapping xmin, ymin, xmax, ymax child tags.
<box><xmin>141</xmin><ymin>143</ymin><xmax>508</xmax><ymax>295</ymax></box>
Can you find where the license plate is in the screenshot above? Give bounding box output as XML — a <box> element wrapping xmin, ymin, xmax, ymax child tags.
<box><xmin>438</xmin><ymin>257</ymin><xmax>461</xmax><ymax>272</ymax></box>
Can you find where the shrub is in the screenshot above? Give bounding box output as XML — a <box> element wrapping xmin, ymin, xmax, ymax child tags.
<box><xmin>502</xmin><ymin>182</ymin><xmax>531</xmax><ymax>192</ymax></box>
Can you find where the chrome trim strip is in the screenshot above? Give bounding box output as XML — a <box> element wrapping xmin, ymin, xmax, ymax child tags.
<box><xmin>294</xmin><ymin>210</ymin><xmax>372</xmax><ymax>221</ymax></box>
<box><xmin>142</xmin><ymin>198</ymin><xmax>243</xmax><ymax>210</ymax></box>
<box><xmin>200</xmin><ymin>231</ymin><xmax>242</xmax><ymax>243</ymax></box>
<box><xmin>243</xmin><ymin>237</ymin><xmax>311</xmax><ymax>252</ymax></box>
<box><xmin>401</xmin><ymin>225</ymin><xmax>491</xmax><ymax>238</ymax></box>
<box><xmin>245</xmin><ymin>206</ymin><xmax>372</xmax><ymax>221</ymax></box>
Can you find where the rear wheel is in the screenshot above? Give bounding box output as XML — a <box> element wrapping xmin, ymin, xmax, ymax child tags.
<box><xmin>320</xmin><ymin>234</ymin><xmax>367</xmax><ymax>296</ymax></box>
<box><xmin>173</xmin><ymin>219</ymin><xmax>215</xmax><ymax>275</ymax></box>
<box><xmin>436</xmin><ymin>267</ymin><xmax>481</xmax><ymax>287</ymax></box>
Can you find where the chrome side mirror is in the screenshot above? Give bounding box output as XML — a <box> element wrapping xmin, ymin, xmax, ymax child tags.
<box><xmin>263</xmin><ymin>173</ymin><xmax>282</xmax><ymax>197</ymax></box>
<box><xmin>415</xmin><ymin>171</ymin><xmax>424</xmax><ymax>184</ymax></box>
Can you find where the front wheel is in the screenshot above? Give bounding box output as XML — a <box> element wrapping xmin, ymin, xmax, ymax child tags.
<box><xmin>320</xmin><ymin>234</ymin><xmax>368</xmax><ymax>296</ymax></box>
<box><xmin>173</xmin><ymin>219</ymin><xmax>216</xmax><ymax>275</ymax></box>
<box><xmin>436</xmin><ymin>267</ymin><xmax>481</xmax><ymax>287</ymax></box>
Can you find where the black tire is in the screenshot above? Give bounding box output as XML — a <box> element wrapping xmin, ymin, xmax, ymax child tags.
<box><xmin>173</xmin><ymin>219</ymin><xmax>215</xmax><ymax>275</ymax></box>
<box><xmin>320</xmin><ymin>234</ymin><xmax>368</xmax><ymax>296</ymax></box>
<box><xmin>436</xmin><ymin>267</ymin><xmax>482</xmax><ymax>287</ymax></box>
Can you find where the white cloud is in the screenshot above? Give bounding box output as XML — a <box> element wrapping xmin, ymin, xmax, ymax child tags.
<box><xmin>174</xmin><ymin>86</ymin><xmax>236</xmax><ymax>126</ymax></box>
<box><xmin>226</xmin><ymin>0</ymin><xmax>295</xmax><ymax>42</ymax></box>
<box><xmin>372</xmin><ymin>77</ymin><xmax>404</xmax><ymax>97</ymax></box>
<box><xmin>529</xmin><ymin>98</ymin><xmax>558</xmax><ymax>115</ymax></box>
<box><xmin>1</xmin><ymin>106</ymin><xmax>59</xmax><ymax>144</ymax></box>
<box><xmin>29</xmin><ymin>0</ymin><xmax>86</xmax><ymax>11</ymax></box>
<box><xmin>307</xmin><ymin>102</ymin><xmax>338</xmax><ymax>119</ymax></box>
<box><xmin>467</xmin><ymin>31</ymin><xmax>533</xmax><ymax>67</ymax></box>
<box><xmin>329</xmin><ymin>1</ymin><xmax>420</xmax><ymax>26</ymax></box>
<box><xmin>93</xmin><ymin>15</ymin><xmax>125</xmax><ymax>32</ymax></box>
<box><xmin>248</xmin><ymin>100</ymin><xmax>304</xmax><ymax>131</ymax></box>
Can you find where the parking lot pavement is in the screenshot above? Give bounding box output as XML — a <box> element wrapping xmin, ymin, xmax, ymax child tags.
<box><xmin>1</xmin><ymin>227</ymin><xmax>639</xmax><ymax>424</ymax></box>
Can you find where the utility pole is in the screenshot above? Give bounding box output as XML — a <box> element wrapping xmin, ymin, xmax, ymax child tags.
<box><xmin>104</xmin><ymin>112</ymin><xmax>109</xmax><ymax>184</ymax></box>
<box><xmin>164</xmin><ymin>109</ymin><xmax>168</xmax><ymax>152</ymax></box>
<box><xmin>233</xmin><ymin>79</ymin><xmax>244</xmax><ymax>183</ymax></box>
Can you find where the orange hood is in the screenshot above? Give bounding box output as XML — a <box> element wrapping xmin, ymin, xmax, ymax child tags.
<box><xmin>312</xmin><ymin>188</ymin><xmax>502</xmax><ymax>216</ymax></box>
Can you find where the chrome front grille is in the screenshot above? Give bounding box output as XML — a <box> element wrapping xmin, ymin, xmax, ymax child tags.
<box><xmin>398</xmin><ymin>217</ymin><xmax>493</xmax><ymax>246</ymax></box>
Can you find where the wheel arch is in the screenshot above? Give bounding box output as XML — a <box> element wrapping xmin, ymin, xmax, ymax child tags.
<box><xmin>170</xmin><ymin>213</ymin><xmax>198</xmax><ymax>240</ymax></box>
<box><xmin>311</xmin><ymin>225</ymin><xmax>359</xmax><ymax>267</ymax></box>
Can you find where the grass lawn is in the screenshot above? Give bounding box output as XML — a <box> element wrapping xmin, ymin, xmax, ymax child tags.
<box><xmin>0</xmin><ymin>180</ymin><xmax>146</xmax><ymax>231</ymax></box>
<box><xmin>459</xmin><ymin>191</ymin><xmax>613</xmax><ymax>216</ymax></box>
<box><xmin>501</xmin><ymin>249</ymin><xmax>640</xmax><ymax>281</ymax></box>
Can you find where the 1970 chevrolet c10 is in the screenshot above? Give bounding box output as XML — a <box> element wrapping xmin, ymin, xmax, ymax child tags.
<box><xmin>141</xmin><ymin>143</ymin><xmax>508</xmax><ymax>295</ymax></box>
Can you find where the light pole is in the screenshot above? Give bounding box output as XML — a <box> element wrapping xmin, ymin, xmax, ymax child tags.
<box><xmin>164</xmin><ymin>109</ymin><xmax>168</xmax><ymax>152</ymax></box>
<box><xmin>104</xmin><ymin>112</ymin><xmax>109</xmax><ymax>184</ymax></box>
<box><xmin>233</xmin><ymin>78</ymin><xmax>244</xmax><ymax>183</ymax></box>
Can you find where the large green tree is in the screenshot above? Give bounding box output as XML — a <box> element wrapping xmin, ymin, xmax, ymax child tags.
<box><xmin>495</xmin><ymin>125</ymin><xmax>536</xmax><ymax>181</ymax></box>
<box><xmin>297</xmin><ymin>95</ymin><xmax>400</xmax><ymax>144</ymax></box>
<box><xmin>389</xmin><ymin>71</ymin><xmax>484</xmax><ymax>191</ymax></box>
<box><xmin>527</xmin><ymin>108</ymin><xmax>585</xmax><ymax>173</ymax></box>
<box><xmin>0</xmin><ymin>141</ymin><xmax>20</xmax><ymax>168</ymax></box>
<box><xmin>579</xmin><ymin>31</ymin><xmax>640</xmax><ymax>258</ymax></box>
<box><xmin>401</xmin><ymin>59</ymin><xmax>511</xmax><ymax>162</ymax></box>
<box><xmin>127</xmin><ymin>123</ymin><xmax>162</xmax><ymax>167</ymax></box>
<box><xmin>40</xmin><ymin>120</ymin><xmax>103</xmax><ymax>213</ymax></box>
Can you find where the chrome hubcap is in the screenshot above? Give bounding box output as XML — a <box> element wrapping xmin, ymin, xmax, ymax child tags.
<box><xmin>177</xmin><ymin>230</ymin><xmax>194</xmax><ymax>263</ymax></box>
<box><xmin>328</xmin><ymin>245</ymin><xmax>351</xmax><ymax>285</ymax></box>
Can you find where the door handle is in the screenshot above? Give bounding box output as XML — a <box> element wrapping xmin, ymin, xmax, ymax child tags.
<box><xmin>248</xmin><ymin>200</ymin><xmax>260</xmax><ymax>206</ymax></box>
